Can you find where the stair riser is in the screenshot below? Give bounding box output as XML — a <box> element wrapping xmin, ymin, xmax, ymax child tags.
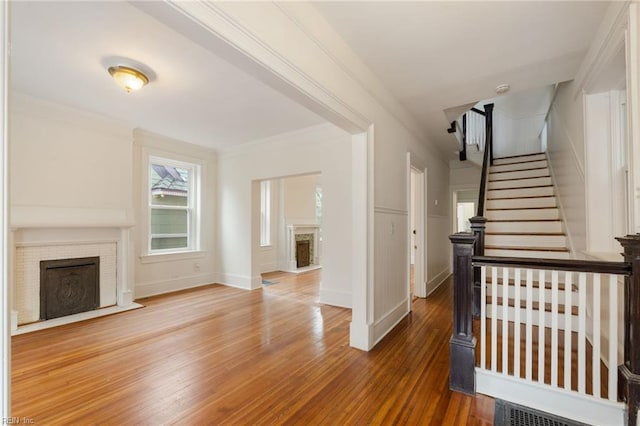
<box><xmin>486</xmin><ymin>234</ymin><xmax>567</xmax><ymax>247</ymax></box>
<box><xmin>485</xmin><ymin>249</ymin><xmax>571</xmax><ymax>259</ymax></box>
<box><xmin>488</xmin><ymin>177</ymin><xmax>551</xmax><ymax>190</ymax></box>
<box><xmin>487</xmin><ymin>197</ymin><xmax>556</xmax><ymax>209</ymax></box>
<box><xmin>486</xmin><ymin>208</ymin><xmax>560</xmax><ymax>221</ymax></box>
<box><xmin>493</xmin><ymin>153</ymin><xmax>547</xmax><ymax>166</ymax></box>
<box><xmin>490</xmin><ymin>160</ymin><xmax>548</xmax><ymax>173</ymax></box>
<box><xmin>490</xmin><ymin>168</ymin><xmax>549</xmax><ymax>181</ymax></box>
<box><xmin>486</xmin><ymin>221</ymin><xmax>563</xmax><ymax>233</ymax></box>
<box><xmin>488</xmin><ymin>186</ymin><xmax>553</xmax><ymax>199</ymax></box>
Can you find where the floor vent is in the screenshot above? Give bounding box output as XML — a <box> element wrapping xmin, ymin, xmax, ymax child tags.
<box><xmin>494</xmin><ymin>399</ymin><xmax>590</xmax><ymax>426</ymax></box>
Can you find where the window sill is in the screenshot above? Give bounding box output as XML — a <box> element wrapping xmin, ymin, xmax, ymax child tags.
<box><xmin>260</xmin><ymin>245</ymin><xmax>273</xmax><ymax>250</ymax></box>
<box><xmin>140</xmin><ymin>250</ymin><xmax>206</xmax><ymax>264</ymax></box>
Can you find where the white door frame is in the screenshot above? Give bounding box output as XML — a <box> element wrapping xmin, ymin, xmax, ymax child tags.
<box><xmin>1</xmin><ymin>0</ymin><xmax>10</xmax><ymax>417</ymax></box>
<box><xmin>406</xmin><ymin>153</ymin><xmax>426</xmax><ymax>302</ymax></box>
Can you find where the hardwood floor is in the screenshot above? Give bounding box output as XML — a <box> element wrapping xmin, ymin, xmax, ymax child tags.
<box><xmin>12</xmin><ymin>271</ymin><xmax>494</xmax><ymax>425</ymax></box>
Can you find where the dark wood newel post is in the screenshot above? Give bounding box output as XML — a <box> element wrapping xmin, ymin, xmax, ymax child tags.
<box><xmin>448</xmin><ymin>232</ymin><xmax>476</xmax><ymax>395</ymax></box>
<box><xmin>469</xmin><ymin>216</ymin><xmax>486</xmax><ymax>317</ymax></box>
<box><xmin>617</xmin><ymin>234</ymin><xmax>640</xmax><ymax>426</ymax></box>
<box><xmin>484</xmin><ymin>103</ymin><xmax>494</xmax><ymax>166</ymax></box>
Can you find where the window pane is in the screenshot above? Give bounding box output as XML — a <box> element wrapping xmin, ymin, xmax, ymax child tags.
<box><xmin>151</xmin><ymin>164</ymin><xmax>189</xmax><ymax>207</ymax></box>
<box><xmin>151</xmin><ymin>208</ymin><xmax>188</xmax><ymax>235</ymax></box>
<box><xmin>151</xmin><ymin>237</ymin><xmax>188</xmax><ymax>250</ymax></box>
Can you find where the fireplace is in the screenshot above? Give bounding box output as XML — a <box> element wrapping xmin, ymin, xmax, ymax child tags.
<box><xmin>40</xmin><ymin>257</ymin><xmax>100</xmax><ymax>320</ymax></box>
<box><xmin>285</xmin><ymin>224</ymin><xmax>321</xmax><ymax>272</ymax></box>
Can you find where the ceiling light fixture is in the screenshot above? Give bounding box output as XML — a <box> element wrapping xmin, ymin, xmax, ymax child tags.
<box><xmin>108</xmin><ymin>65</ymin><xmax>149</xmax><ymax>93</ymax></box>
<box><xmin>495</xmin><ymin>84</ymin><xmax>510</xmax><ymax>95</ymax></box>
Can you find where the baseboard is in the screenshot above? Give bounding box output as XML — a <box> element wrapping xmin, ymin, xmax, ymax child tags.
<box><xmin>372</xmin><ymin>300</ymin><xmax>409</xmax><ymax>347</ymax></box>
<box><xmin>135</xmin><ymin>273</ymin><xmax>217</xmax><ymax>298</ymax></box>
<box><xmin>476</xmin><ymin>369</ymin><xmax>624</xmax><ymax>426</ymax></box>
<box><xmin>427</xmin><ymin>267</ymin><xmax>451</xmax><ymax>296</ymax></box>
<box><xmin>319</xmin><ymin>287</ymin><xmax>351</xmax><ymax>308</ymax></box>
<box><xmin>349</xmin><ymin>320</ymin><xmax>374</xmax><ymax>351</ymax></box>
<box><xmin>217</xmin><ymin>273</ymin><xmax>262</xmax><ymax>290</ymax></box>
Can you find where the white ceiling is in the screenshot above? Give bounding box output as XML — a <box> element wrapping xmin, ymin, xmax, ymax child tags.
<box><xmin>9</xmin><ymin>1</ymin><xmax>325</xmax><ymax>150</ymax></box>
<box><xmin>10</xmin><ymin>1</ymin><xmax>612</xmax><ymax>158</ymax></box>
<box><xmin>314</xmin><ymin>1</ymin><xmax>611</xmax><ymax>158</ymax></box>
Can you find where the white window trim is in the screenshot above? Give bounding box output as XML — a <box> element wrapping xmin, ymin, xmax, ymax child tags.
<box><xmin>146</xmin><ymin>155</ymin><xmax>202</xmax><ymax>257</ymax></box>
<box><xmin>260</xmin><ymin>180</ymin><xmax>271</xmax><ymax>247</ymax></box>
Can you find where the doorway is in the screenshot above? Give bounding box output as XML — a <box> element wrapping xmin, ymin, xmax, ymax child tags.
<box><xmin>453</xmin><ymin>189</ymin><xmax>478</xmax><ymax>233</ymax></box>
<box><xmin>407</xmin><ymin>155</ymin><xmax>426</xmax><ymax>305</ymax></box>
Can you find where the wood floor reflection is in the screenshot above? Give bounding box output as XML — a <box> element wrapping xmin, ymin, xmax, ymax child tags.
<box><xmin>12</xmin><ymin>271</ymin><xmax>493</xmax><ymax>425</ymax></box>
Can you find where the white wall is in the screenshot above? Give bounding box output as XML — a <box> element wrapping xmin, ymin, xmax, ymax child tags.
<box><xmin>486</xmin><ymin>85</ymin><xmax>555</xmax><ymax>158</ymax></box>
<box><xmin>10</xmin><ymin>93</ymin><xmax>133</xmax><ymax>226</ymax></box>
<box><xmin>283</xmin><ymin>174</ymin><xmax>319</xmax><ymax>225</ymax></box>
<box><xmin>547</xmin><ymin>82</ymin><xmax>587</xmax><ymax>256</ymax></box>
<box><xmin>132</xmin><ymin>130</ymin><xmax>217</xmax><ymax>298</ymax></box>
<box><xmin>218</xmin><ymin>124</ymin><xmax>353</xmax><ymax>309</ymax></box>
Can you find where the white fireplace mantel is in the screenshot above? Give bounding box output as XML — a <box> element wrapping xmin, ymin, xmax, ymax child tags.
<box><xmin>284</xmin><ymin>224</ymin><xmax>321</xmax><ymax>273</ymax></box>
<box><xmin>10</xmin><ymin>223</ymin><xmax>140</xmax><ymax>334</ymax></box>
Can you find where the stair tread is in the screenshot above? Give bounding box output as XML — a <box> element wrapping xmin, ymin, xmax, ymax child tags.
<box><xmin>487</xmin><ymin>195</ymin><xmax>555</xmax><ymax>200</ymax></box>
<box><xmin>488</xmin><ymin>185</ymin><xmax>553</xmax><ymax>191</ymax></box>
<box><xmin>486</xmin><ymin>232</ymin><xmax>565</xmax><ymax>236</ymax></box>
<box><xmin>485</xmin><ymin>245</ymin><xmax>570</xmax><ymax>252</ymax></box>
<box><xmin>487</xmin><ymin>207</ymin><xmax>559</xmax><ymax>211</ymax></box>
<box><xmin>482</xmin><ymin>277</ymin><xmax>575</xmax><ymax>291</ymax></box>
<box><xmin>494</xmin><ymin>152</ymin><xmax>545</xmax><ymax>161</ymax></box>
<box><xmin>487</xmin><ymin>219</ymin><xmax>562</xmax><ymax>223</ymax></box>
<box><xmin>490</xmin><ymin>166</ymin><xmax>548</xmax><ymax>174</ymax></box>
<box><xmin>486</xmin><ymin>296</ymin><xmax>578</xmax><ymax>316</ymax></box>
<box><xmin>490</xmin><ymin>175</ymin><xmax>551</xmax><ymax>182</ymax></box>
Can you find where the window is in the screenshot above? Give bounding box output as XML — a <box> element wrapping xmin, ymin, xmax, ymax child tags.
<box><xmin>149</xmin><ymin>157</ymin><xmax>200</xmax><ymax>254</ymax></box>
<box><xmin>260</xmin><ymin>180</ymin><xmax>271</xmax><ymax>246</ymax></box>
<box><xmin>315</xmin><ymin>185</ymin><xmax>322</xmax><ymax>224</ymax></box>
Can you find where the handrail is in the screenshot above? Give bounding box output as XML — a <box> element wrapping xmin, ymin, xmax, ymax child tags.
<box><xmin>473</xmin><ymin>255</ymin><xmax>631</xmax><ymax>275</ymax></box>
<box><xmin>476</xmin><ymin>104</ymin><xmax>494</xmax><ymax>217</ymax></box>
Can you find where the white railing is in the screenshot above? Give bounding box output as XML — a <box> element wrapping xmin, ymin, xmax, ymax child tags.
<box><xmin>476</xmin><ymin>263</ymin><xmax>626</xmax><ymax>425</ymax></box>
<box><xmin>465</xmin><ymin>109</ymin><xmax>485</xmax><ymax>150</ymax></box>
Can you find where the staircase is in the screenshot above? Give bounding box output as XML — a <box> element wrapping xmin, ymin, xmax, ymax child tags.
<box><xmin>484</xmin><ymin>152</ymin><xmax>570</xmax><ymax>259</ymax></box>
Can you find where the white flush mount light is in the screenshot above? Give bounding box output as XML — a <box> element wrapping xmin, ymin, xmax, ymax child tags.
<box><xmin>495</xmin><ymin>84</ymin><xmax>510</xmax><ymax>95</ymax></box>
<box><xmin>108</xmin><ymin>65</ymin><xmax>149</xmax><ymax>93</ymax></box>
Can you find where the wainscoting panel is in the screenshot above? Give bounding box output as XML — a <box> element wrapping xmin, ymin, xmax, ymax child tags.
<box><xmin>373</xmin><ymin>208</ymin><xmax>408</xmax><ymax>342</ymax></box>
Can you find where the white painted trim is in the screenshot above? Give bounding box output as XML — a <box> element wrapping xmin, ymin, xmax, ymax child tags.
<box><xmin>573</xmin><ymin>1</ymin><xmax>631</xmax><ymax>99</ymax></box>
<box><xmin>135</xmin><ymin>273</ymin><xmax>218</xmax><ymax>298</ymax></box>
<box><xmin>319</xmin><ymin>288</ymin><xmax>351</xmax><ymax>309</ymax></box>
<box><xmin>349</xmin><ymin>130</ymin><xmax>373</xmax><ymax>351</ymax></box>
<box><xmin>374</xmin><ymin>206</ymin><xmax>408</xmax><ymax>216</ymax></box>
<box><xmin>160</xmin><ymin>1</ymin><xmax>370</xmax><ymax>132</ymax></box>
<box><xmin>427</xmin><ymin>269</ymin><xmax>451</xmax><ymax>296</ymax></box>
<box><xmin>476</xmin><ymin>369</ymin><xmax>625</xmax><ymax>426</ymax></box>
<box><xmin>139</xmin><ymin>250</ymin><xmax>206</xmax><ymax>264</ymax></box>
<box><xmin>13</xmin><ymin>303</ymin><xmax>143</xmax><ymax>336</ymax></box>
<box><xmin>215</xmin><ymin>273</ymin><xmax>262</xmax><ymax>291</ymax></box>
<box><xmin>372</xmin><ymin>299</ymin><xmax>408</xmax><ymax>347</ymax></box>
<box><xmin>1</xmin><ymin>0</ymin><xmax>9</xmax><ymax>416</ymax></box>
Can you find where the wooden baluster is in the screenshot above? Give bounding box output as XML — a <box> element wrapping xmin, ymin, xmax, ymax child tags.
<box><xmin>616</xmin><ymin>234</ymin><xmax>640</xmax><ymax>426</ymax></box>
<box><xmin>448</xmin><ymin>233</ymin><xmax>477</xmax><ymax>395</ymax></box>
<box><xmin>470</xmin><ymin>216</ymin><xmax>486</xmax><ymax>317</ymax></box>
